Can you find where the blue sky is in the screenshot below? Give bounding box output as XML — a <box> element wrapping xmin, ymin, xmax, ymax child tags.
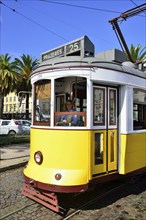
<box><xmin>1</xmin><ymin>0</ymin><xmax>146</xmax><ymax>60</ymax></box>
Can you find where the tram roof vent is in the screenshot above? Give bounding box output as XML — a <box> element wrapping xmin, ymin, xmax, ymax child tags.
<box><xmin>40</xmin><ymin>36</ymin><xmax>95</xmax><ymax>62</ymax></box>
<box><xmin>95</xmin><ymin>49</ymin><xmax>126</xmax><ymax>63</ymax></box>
<box><xmin>122</xmin><ymin>61</ymin><xmax>138</xmax><ymax>69</ymax></box>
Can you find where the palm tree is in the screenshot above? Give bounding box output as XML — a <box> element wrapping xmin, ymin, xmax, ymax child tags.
<box><xmin>15</xmin><ymin>54</ymin><xmax>39</xmax><ymax>119</ymax></box>
<box><xmin>126</xmin><ymin>44</ymin><xmax>146</xmax><ymax>67</ymax></box>
<box><xmin>0</xmin><ymin>53</ymin><xmax>18</xmax><ymax>118</ymax></box>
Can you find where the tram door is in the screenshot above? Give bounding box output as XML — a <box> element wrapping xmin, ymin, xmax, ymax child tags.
<box><xmin>92</xmin><ymin>86</ymin><xmax>118</xmax><ymax>176</ymax></box>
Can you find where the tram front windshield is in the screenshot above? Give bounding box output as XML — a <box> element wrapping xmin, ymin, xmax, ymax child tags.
<box><xmin>33</xmin><ymin>77</ymin><xmax>87</xmax><ymax>127</ymax></box>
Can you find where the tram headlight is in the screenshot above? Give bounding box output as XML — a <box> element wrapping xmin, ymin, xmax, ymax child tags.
<box><xmin>34</xmin><ymin>151</ymin><xmax>43</xmax><ymax>165</ymax></box>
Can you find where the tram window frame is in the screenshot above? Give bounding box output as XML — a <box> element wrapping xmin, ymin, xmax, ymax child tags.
<box><xmin>54</xmin><ymin>77</ymin><xmax>87</xmax><ymax>127</ymax></box>
<box><xmin>93</xmin><ymin>87</ymin><xmax>105</xmax><ymax>126</ymax></box>
<box><xmin>109</xmin><ymin>88</ymin><xmax>117</xmax><ymax>126</ymax></box>
<box><xmin>94</xmin><ymin>132</ymin><xmax>104</xmax><ymax>165</ymax></box>
<box><xmin>133</xmin><ymin>89</ymin><xmax>146</xmax><ymax>130</ymax></box>
<box><xmin>133</xmin><ymin>104</ymin><xmax>145</xmax><ymax>130</ymax></box>
<box><xmin>33</xmin><ymin>80</ymin><xmax>51</xmax><ymax>126</ymax></box>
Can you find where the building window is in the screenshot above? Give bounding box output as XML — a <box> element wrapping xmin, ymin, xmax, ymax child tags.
<box><xmin>6</xmin><ymin>104</ymin><xmax>8</xmax><ymax>112</ymax></box>
<box><xmin>13</xmin><ymin>104</ymin><xmax>16</xmax><ymax>112</ymax></box>
<box><xmin>10</xmin><ymin>104</ymin><xmax>13</xmax><ymax>112</ymax></box>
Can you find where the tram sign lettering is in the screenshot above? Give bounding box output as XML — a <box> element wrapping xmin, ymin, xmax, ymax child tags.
<box><xmin>41</xmin><ymin>40</ymin><xmax>81</xmax><ymax>62</ymax></box>
<box><xmin>42</xmin><ymin>47</ymin><xmax>64</xmax><ymax>61</ymax></box>
<box><xmin>66</xmin><ymin>41</ymin><xmax>81</xmax><ymax>54</ymax></box>
<box><xmin>41</xmin><ymin>36</ymin><xmax>94</xmax><ymax>62</ymax></box>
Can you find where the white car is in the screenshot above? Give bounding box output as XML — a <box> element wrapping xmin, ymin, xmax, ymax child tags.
<box><xmin>0</xmin><ymin>119</ymin><xmax>23</xmax><ymax>135</ymax></box>
<box><xmin>16</xmin><ymin>120</ymin><xmax>31</xmax><ymax>133</ymax></box>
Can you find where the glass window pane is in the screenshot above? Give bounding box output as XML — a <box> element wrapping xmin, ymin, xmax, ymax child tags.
<box><xmin>34</xmin><ymin>80</ymin><xmax>51</xmax><ymax>124</ymax></box>
<box><xmin>55</xmin><ymin>77</ymin><xmax>86</xmax><ymax>127</ymax></box>
<box><xmin>109</xmin><ymin>89</ymin><xmax>117</xmax><ymax>125</ymax></box>
<box><xmin>94</xmin><ymin>133</ymin><xmax>103</xmax><ymax>165</ymax></box>
<box><xmin>133</xmin><ymin>89</ymin><xmax>146</xmax><ymax>104</ymax></box>
<box><xmin>133</xmin><ymin>89</ymin><xmax>146</xmax><ymax>130</ymax></box>
<box><xmin>93</xmin><ymin>88</ymin><xmax>105</xmax><ymax>125</ymax></box>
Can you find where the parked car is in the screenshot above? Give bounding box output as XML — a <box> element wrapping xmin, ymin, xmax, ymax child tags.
<box><xmin>16</xmin><ymin>120</ymin><xmax>31</xmax><ymax>133</ymax></box>
<box><xmin>0</xmin><ymin>119</ymin><xmax>23</xmax><ymax>135</ymax></box>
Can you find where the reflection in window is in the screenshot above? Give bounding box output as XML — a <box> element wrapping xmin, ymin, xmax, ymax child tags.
<box><xmin>34</xmin><ymin>80</ymin><xmax>51</xmax><ymax>124</ymax></box>
<box><xmin>94</xmin><ymin>133</ymin><xmax>103</xmax><ymax>165</ymax></box>
<box><xmin>93</xmin><ymin>87</ymin><xmax>105</xmax><ymax>125</ymax></box>
<box><xmin>109</xmin><ymin>89</ymin><xmax>117</xmax><ymax>125</ymax></box>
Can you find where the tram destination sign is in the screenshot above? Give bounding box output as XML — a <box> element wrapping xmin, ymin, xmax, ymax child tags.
<box><xmin>41</xmin><ymin>40</ymin><xmax>81</xmax><ymax>62</ymax></box>
<box><xmin>66</xmin><ymin>40</ymin><xmax>80</xmax><ymax>55</ymax></box>
<box><xmin>42</xmin><ymin>47</ymin><xmax>64</xmax><ymax>61</ymax></box>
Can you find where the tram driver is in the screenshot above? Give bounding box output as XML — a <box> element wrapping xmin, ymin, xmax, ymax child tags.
<box><xmin>56</xmin><ymin>100</ymin><xmax>79</xmax><ymax>126</ymax></box>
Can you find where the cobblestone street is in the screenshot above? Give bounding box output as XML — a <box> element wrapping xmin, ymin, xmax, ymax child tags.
<box><xmin>0</xmin><ymin>167</ymin><xmax>146</xmax><ymax>220</ymax></box>
<box><xmin>0</xmin><ymin>167</ymin><xmax>61</xmax><ymax>220</ymax></box>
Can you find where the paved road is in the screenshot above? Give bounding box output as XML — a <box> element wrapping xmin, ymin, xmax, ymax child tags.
<box><xmin>0</xmin><ymin>167</ymin><xmax>146</xmax><ymax>220</ymax></box>
<box><xmin>0</xmin><ymin>144</ymin><xmax>29</xmax><ymax>172</ymax></box>
<box><xmin>0</xmin><ymin>144</ymin><xmax>145</xmax><ymax>220</ymax></box>
<box><xmin>0</xmin><ymin>167</ymin><xmax>60</xmax><ymax>220</ymax></box>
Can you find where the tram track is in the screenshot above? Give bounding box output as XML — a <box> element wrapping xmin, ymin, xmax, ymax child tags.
<box><xmin>61</xmin><ymin>182</ymin><xmax>127</xmax><ymax>220</ymax></box>
<box><xmin>0</xmin><ymin>181</ymin><xmax>127</xmax><ymax>220</ymax></box>
<box><xmin>1</xmin><ymin>173</ymin><xmax>145</xmax><ymax>220</ymax></box>
<box><xmin>0</xmin><ymin>201</ymin><xmax>35</xmax><ymax>220</ymax></box>
<box><xmin>62</xmin><ymin>173</ymin><xmax>146</xmax><ymax>220</ymax></box>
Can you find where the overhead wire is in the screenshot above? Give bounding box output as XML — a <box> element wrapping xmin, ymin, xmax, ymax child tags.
<box><xmin>13</xmin><ymin>0</ymin><xmax>119</xmax><ymax>47</ymax></box>
<box><xmin>40</xmin><ymin>0</ymin><xmax>146</xmax><ymax>18</ymax></box>
<box><xmin>1</xmin><ymin>0</ymin><xmax>129</xmax><ymax>50</ymax></box>
<box><xmin>129</xmin><ymin>0</ymin><xmax>138</xmax><ymax>7</ymax></box>
<box><xmin>1</xmin><ymin>0</ymin><xmax>145</xmax><ymax>52</ymax></box>
<box><xmin>40</xmin><ymin>0</ymin><xmax>121</xmax><ymax>14</ymax></box>
<box><xmin>129</xmin><ymin>0</ymin><xmax>146</xmax><ymax>16</ymax></box>
<box><xmin>0</xmin><ymin>1</ymin><xmax>69</xmax><ymax>42</ymax></box>
<box><xmin>14</xmin><ymin>0</ymin><xmax>89</xmax><ymax>34</ymax></box>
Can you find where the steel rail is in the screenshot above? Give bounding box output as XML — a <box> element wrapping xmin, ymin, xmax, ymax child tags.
<box><xmin>62</xmin><ymin>182</ymin><xmax>127</xmax><ymax>220</ymax></box>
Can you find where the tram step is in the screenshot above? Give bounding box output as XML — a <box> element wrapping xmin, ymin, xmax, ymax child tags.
<box><xmin>21</xmin><ymin>184</ymin><xmax>60</xmax><ymax>212</ymax></box>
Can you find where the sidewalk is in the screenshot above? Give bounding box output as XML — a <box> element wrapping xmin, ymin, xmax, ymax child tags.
<box><xmin>0</xmin><ymin>143</ymin><xmax>30</xmax><ymax>172</ymax></box>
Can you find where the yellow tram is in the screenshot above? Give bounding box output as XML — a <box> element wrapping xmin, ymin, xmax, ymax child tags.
<box><xmin>22</xmin><ymin>36</ymin><xmax>146</xmax><ymax>212</ymax></box>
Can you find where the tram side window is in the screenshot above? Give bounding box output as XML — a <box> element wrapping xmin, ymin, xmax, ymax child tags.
<box><xmin>34</xmin><ymin>80</ymin><xmax>51</xmax><ymax>125</ymax></box>
<box><xmin>109</xmin><ymin>89</ymin><xmax>117</xmax><ymax>125</ymax></box>
<box><xmin>133</xmin><ymin>89</ymin><xmax>146</xmax><ymax>130</ymax></box>
<box><xmin>93</xmin><ymin>87</ymin><xmax>105</xmax><ymax>125</ymax></box>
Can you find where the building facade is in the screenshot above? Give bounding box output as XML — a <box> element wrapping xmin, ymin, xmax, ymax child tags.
<box><xmin>3</xmin><ymin>92</ymin><xmax>32</xmax><ymax>119</ymax></box>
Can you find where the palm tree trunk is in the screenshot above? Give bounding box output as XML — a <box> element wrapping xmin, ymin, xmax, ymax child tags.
<box><xmin>25</xmin><ymin>93</ymin><xmax>30</xmax><ymax>119</ymax></box>
<box><xmin>0</xmin><ymin>94</ymin><xmax>4</xmax><ymax>119</ymax></box>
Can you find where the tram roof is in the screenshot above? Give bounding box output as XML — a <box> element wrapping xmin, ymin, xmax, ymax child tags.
<box><xmin>33</xmin><ymin>56</ymin><xmax>146</xmax><ymax>79</ymax></box>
